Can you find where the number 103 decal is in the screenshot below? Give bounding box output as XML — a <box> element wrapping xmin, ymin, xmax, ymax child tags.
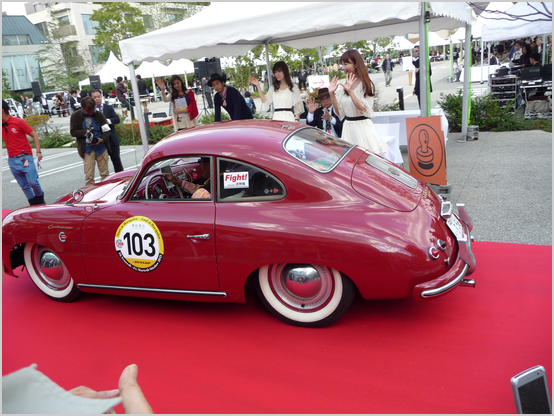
<box><xmin>114</xmin><ymin>216</ymin><xmax>165</xmax><ymax>272</ymax></box>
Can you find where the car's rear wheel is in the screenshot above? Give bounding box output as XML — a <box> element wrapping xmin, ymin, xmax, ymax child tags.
<box><xmin>23</xmin><ymin>244</ymin><xmax>81</xmax><ymax>302</ymax></box>
<box><xmin>256</xmin><ymin>264</ymin><xmax>355</xmax><ymax>327</ymax></box>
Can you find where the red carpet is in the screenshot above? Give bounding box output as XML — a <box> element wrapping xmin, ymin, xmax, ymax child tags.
<box><xmin>2</xmin><ymin>209</ymin><xmax>552</xmax><ymax>413</ymax></box>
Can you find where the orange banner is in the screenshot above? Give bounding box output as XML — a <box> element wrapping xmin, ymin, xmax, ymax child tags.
<box><xmin>406</xmin><ymin>116</ymin><xmax>446</xmax><ymax>185</ymax></box>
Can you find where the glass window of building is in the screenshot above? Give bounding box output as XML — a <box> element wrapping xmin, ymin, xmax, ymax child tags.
<box><xmin>59</xmin><ymin>15</ymin><xmax>70</xmax><ymax>26</ymax></box>
<box><xmin>81</xmin><ymin>14</ymin><xmax>98</xmax><ymax>35</ymax></box>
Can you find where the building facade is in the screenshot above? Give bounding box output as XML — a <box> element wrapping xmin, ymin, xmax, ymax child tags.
<box><xmin>2</xmin><ymin>14</ymin><xmax>50</xmax><ymax>92</ymax></box>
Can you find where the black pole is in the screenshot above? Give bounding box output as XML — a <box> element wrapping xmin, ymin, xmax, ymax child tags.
<box><xmin>396</xmin><ymin>87</ymin><xmax>404</xmax><ymax>111</ymax></box>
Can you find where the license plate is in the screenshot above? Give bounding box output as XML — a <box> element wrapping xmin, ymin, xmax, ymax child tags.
<box><xmin>447</xmin><ymin>215</ymin><xmax>464</xmax><ymax>240</ymax></box>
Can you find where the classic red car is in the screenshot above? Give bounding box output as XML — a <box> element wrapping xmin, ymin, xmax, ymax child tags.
<box><xmin>2</xmin><ymin>120</ymin><xmax>476</xmax><ymax>327</ymax></box>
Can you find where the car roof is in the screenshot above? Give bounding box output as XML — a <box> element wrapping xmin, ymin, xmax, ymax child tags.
<box><xmin>143</xmin><ymin>120</ymin><xmax>305</xmax><ymax>167</ymax></box>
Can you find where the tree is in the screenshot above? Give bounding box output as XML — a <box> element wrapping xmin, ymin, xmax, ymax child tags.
<box><xmin>37</xmin><ymin>8</ymin><xmax>89</xmax><ymax>90</ymax></box>
<box><xmin>139</xmin><ymin>2</ymin><xmax>209</xmax><ymax>32</ymax></box>
<box><xmin>91</xmin><ymin>3</ymin><xmax>147</xmax><ymax>62</ymax></box>
<box><xmin>2</xmin><ymin>70</ymin><xmax>12</xmax><ymax>99</ymax></box>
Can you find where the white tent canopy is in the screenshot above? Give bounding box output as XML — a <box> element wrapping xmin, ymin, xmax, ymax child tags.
<box><xmin>481</xmin><ymin>2</ymin><xmax>552</xmax><ymax>42</ymax></box>
<box><xmin>426</xmin><ymin>31</ymin><xmax>449</xmax><ymax>46</ymax></box>
<box><xmin>389</xmin><ymin>35</ymin><xmax>416</xmax><ymax>50</ymax></box>
<box><xmin>165</xmin><ymin>58</ymin><xmax>195</xmax><ymax>74</ymax></box>
<box><xmin>120</xmin><ymin>2</ymin><xmax>477</xmax><ymax>65</ymax></box>
<box><xmin>79</xmin><ymin>51</ymin><xmax>128</xmax><ymax>88</ymax></box>
<box><xmin>136</xmin><ymin>60</ymin><xmax>172</xmax><ymax>78</ymax></box>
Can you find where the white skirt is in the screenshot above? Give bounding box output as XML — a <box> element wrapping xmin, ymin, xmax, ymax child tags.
<box><xmin>341</xmin><ymin>118</ymin><xmax>389</xmax><ymax>155</ymax></box>
<box><xmin>272</xmin><ymin>110</ymin><xmax>295</xmax><ymax>122</ymax></box>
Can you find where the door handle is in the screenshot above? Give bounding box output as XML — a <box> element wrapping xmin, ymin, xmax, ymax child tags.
<box><xmin>187</xmin><ymin>234</ymin><xmax>210</xmax><ymax>240</ymax></box>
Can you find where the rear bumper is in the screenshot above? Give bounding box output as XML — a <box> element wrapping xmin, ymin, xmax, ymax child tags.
<box><xmin>413</xmin><ymin>202</ymin><xmax>476</xmax><ymax>300</ymax></box>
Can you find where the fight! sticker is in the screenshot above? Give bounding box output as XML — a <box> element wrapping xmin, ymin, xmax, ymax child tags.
<box><xmin>114</xmin><ymin>216</ymin><xmax>164</xmax><ymax>273</ymax></box>
<box><xmin>224</xmin><ymin>172</ymin><xmax>249</xmax><ymax>189</ymax></box>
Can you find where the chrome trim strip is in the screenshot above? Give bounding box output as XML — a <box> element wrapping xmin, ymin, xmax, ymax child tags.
<box><xmin>77</xmin><ymin>284</ymin><xmax>227</xmax><ymax>297</ymax></box>
<box><xmin>420</xmin><ymin>263</ymin><xmax>469</xmax><ymax>298</ymax></box>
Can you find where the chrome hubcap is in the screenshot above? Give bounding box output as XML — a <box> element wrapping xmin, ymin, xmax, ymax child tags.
<box><xmin>270</xmin><ymin>264</ymin><xmax>333</xmax><ymax>310</ymax></box>
<box><xmin>34</xmin><ymin>246</ymin><xmax>71</xmax><ymax>290</ymax></box>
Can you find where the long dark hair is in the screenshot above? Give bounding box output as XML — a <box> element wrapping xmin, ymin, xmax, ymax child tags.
<box><xmin>170</xmin><ymin>75</ymin><xmax>188</xmax><ymax>102</ymax></box>
<box><xmin>340</xmin><ymin>50</ymin><xmax>375</xmax><ymax>97</ymax></box>
<box><xmin>272</xmin><ymin>61</ymin><xmax>294</xmax><ymax>92</ymax></box>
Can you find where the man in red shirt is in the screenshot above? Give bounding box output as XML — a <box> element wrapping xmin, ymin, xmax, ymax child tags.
<box><xmin>2</xmin><ymin>100</ymin><xmax>45</xmax><ymax>205</ymax></box>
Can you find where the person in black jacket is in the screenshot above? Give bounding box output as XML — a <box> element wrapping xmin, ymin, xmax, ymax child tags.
<box><xmin>208</xmin><ymin>73</ymin><xmax>253</xmax><ymax>122</ymax></box>
<box><xmin>306</xmin><ymin>88</ymin><xmax>343</xmax><ymax>138</ymax></box>
<box><xmin>412</xmin><ymin>45</ymin><xmax>432</xmax><ymax>109</ymax></box>
<box><xmin>91</xmin><ymin>90</ymin><xmax>123</xmax><ymax>172</ymax></box>
<box><xmin>136</xmin><ymin>74</ymin><xmax>149</xmax><ymax>112</ymax></box>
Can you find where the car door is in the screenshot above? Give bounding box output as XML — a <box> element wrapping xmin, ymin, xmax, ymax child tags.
<box><xmin>80</xmin><ymin>157</ymin><xmax>219</xmax><ymax>291</ymax></box>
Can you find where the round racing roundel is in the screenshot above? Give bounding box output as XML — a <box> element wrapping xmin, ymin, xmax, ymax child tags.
<box><xmin>114</xmin><ymin>216</ymin><xmax>164</xmax><ymax>272</ymax></box>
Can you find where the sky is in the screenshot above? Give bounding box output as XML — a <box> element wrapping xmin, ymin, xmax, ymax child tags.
<box><xmin>2</xmin><ymin>2</ymin><xmax>28</xmax><ymax>16</ymax></box>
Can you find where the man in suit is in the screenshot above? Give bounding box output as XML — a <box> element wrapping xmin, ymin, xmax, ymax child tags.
<box><xmin>306</xmin><ymin>88</ymin><xmax>343</xmax><ymax>138</ymax></box>
<box><xmin>91</xmin><ymin>90</ymin><xmax>123</xmax><ymax>172</ymax></box>
<box><xmin>412</xmin><ymin>45</ymin><xmax>432</xmax><ymax>109</ymax></box>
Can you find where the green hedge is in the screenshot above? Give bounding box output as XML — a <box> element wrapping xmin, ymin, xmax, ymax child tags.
<box><xmin>437</xmin><ymin>90</ymin><xmax>552</xmax><ymax>132</ymax></box>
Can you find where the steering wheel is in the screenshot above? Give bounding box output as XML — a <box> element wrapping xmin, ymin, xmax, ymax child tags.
<box><xmin>144</xmin><ymin>173</ymin><xmax>184</xmax><ymax>199</ymax></box>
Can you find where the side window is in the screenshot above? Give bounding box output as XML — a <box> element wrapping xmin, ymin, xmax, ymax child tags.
<box><xmin>129</xmin><ymin>156</ymin><xmax>212</xmax><ymax>201</ymax></box>
<box><xmin>217</xmin><ymin>158</ymin><xmax>285</xmax><ymax>201</ymax></box>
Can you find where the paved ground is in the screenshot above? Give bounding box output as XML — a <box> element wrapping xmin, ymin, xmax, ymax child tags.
<box><xmin>4</xmin><ymin>61</ymin><xmax>551</xmax><ymax>245</ymax></box>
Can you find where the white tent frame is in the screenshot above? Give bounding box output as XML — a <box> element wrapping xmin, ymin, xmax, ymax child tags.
<box><xmin>119</xmin><ymin>2</ymin><xmax>477</xmax><ymax>154</ymax></box>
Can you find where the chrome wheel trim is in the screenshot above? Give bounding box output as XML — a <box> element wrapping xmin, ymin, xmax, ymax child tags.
<box><xmin>24</xmin><ymin>244</ymin><xmax>75</xmax><ymax>298</ymax></box>
<box><xmin>259</xmin><ymin>264</ymin><xmax>343</xmax><ymax>323</ymax></box>
<box><xmin>270</xmin><ymin>264</ymin><xmax>333</xmax><ymax>310</ymax></box>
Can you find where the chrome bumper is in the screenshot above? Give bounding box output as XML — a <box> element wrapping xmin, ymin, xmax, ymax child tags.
<box><xmin>414</xmin><ymin>201</ymin><xmax>477</xmax><ymax>300</ymax></box>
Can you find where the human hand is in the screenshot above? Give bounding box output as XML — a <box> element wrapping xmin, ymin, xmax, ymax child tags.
<box><xmin>249</xmin><ymin>75</ymin><xmax>259</xmax><ymax>87</ymax></box>
<box><xmin>69</xmin><ymin>385</ymin><xmax>120</xmax><ymax>414</ymax></box>
<box><xmin>155</xmin><ymin>78</ymin><xmax>165</xmax><ymax>90</ymax></box>
<box><xmin>322</xmin><ymin>108</ymin><xmax>331</xmax><ymax>121</ymax></box>
<box><xmin>162</xmin><ymin>173</ymin><xmax>180</xmax><ymax>185</ymax></box>
<box><xmin>37</xmin><ymin>152</ymin><xmax>43</xmax><ymax>162</ymax></box>
<box><xmin>119</xmin><ymin>364</ymin><xmax>153</xmax><ymax>414</ymax></box>
<box><xmin>343</xmin><ymin>73</ymin><xmax>357</xmax><ymax>93</ymax></box>
<box><xmin>307</xmin><ymin>96</ymin><xmax>317</xmax><ymax>114</ymax></box>
<box><xmin>328</xmin><ymin>76</ymin><xmax>339</xmax><ymax>93</ymax></box>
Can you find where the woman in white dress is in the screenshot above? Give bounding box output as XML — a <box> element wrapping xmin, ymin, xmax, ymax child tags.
<box><xmin>328</xmin><ymin>50</ymin><xmax>388</xmax><ymax>156</ymax></box>
<box><xmin>249</xmin><ymin>61</ymin><xmax>302</xmax><ymax>122</ymax></box>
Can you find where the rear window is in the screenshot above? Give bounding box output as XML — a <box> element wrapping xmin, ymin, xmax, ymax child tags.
<box><xmin>283</xmin><ymin>127</ymin><xmax>354</xmax><ymax>173</ymax></box>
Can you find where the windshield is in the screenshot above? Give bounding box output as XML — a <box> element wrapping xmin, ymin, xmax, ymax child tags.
<box><xmin>283</xmin><ymin>127</ymin><xmax>354</xmax><ymax>173</ymax></box>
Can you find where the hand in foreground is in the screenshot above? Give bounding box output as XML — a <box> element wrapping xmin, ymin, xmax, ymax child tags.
<box><xmin>328</xmin><ymin>76</ymin><xmax>339</xmax><ymax>94</ymax></box>
<box><xmin>249</xmin><ymin>75</ymin><xmax>260</xmax><ymax>87</ymax></box>
<box><xmin>119</xmin><ymin>364</ymin><xmax>153</xmax><ymax>414</ymax></box>
<box><xmin>322</xmin><ymin>108</ymin><xmax>332</xmax><ymax>121</ymax></box>
<box><xmin>307</xmin><ymin>96</ymin><xmax>318</xmax><ymax>114</ymax></box>
<box><xmin>343</xmin><ymin>72</ymin><xmax>357</xmax><ymax>94</ymax></box>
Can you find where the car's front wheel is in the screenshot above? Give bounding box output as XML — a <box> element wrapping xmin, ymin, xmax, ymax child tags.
<box><xmin>23</xmin><ymin>244</ymin><xmax>81</xmax><ymax>302</ymax></box>
<box><xmin>256</xmin><ymin>264</ymin><xmax>355</xmax><ymax>327</ymax></box>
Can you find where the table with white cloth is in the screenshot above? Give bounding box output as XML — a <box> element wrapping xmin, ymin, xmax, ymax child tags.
<box><xmin>371</xmin><ymin>109</ymin><xmax>449</xmax><ymax>147</ymax></box>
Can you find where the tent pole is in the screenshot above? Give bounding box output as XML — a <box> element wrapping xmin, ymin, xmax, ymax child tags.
<box><xmin>419</xmin><ymin>2</ymin><xmax>430</xmax><ymax>117</ymax></box>
<box><xmin>450</xmin><ymin>36</ymin><xmax>454</xmax><ymax>81</ymax></box>
<box><xmin>128</xmin><ymin>62</ymin><xmax>149</xmax><ymax>156</ymax></box>
<box><xmin>264</xmin><ymin>41</ymin><xmax>273</xmax><ymax>116</ymax></box>
<box><xmin>479</xmin><ymin>39</ymin><xmax>485</xmax><ymax>84</ymax></box>
<box><xmin>151</xmin><ymin>75</ymin><xmax>156</xmax><ymax>101</ymax></box>
<box><xmin>542</xmin><ymin>34</ymin><xmax>547</xmax><ymax>64</ymax></box>
<box><xmin>461</xmin><ymin>23</ymin><xmax>472</xmax><ymax>136</ymax></box>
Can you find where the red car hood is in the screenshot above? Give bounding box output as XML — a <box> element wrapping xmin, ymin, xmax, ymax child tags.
<box><xmin>55</xmin><ymin>171</ymin><xmax>135</xmax><ymax>205</ymax></box>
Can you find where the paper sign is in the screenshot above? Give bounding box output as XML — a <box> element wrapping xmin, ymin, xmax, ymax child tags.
<box><xmin>224</xmin><ymin>172</ymin><xmax>249</xmax><ymax>189</ymax></box>
<box><xmin>307</xmin><ymin>75</ymin><xmax>330</xmax><ymax>92</ymax></box>
<box><xmin>174</xmin><ymin>97</ymin><xmax>188</xmax><ymax>110</ymax></box>
<box><xmin>406</xmin><ymin>116</ymin><xmax>446</xmax><ymax>185</ymax></box>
